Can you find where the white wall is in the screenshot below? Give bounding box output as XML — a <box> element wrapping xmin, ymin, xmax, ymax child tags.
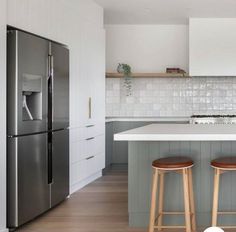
<box><xmin>0</xmin><ymin>0</ymin><xmax>104</xmax><ymax>231</ymax></box>
<box><xmin>105</xmin><ymin>24</ymin><xmax>188</xmax><ymax>73</ymax></box>
<box><xmin>0</xmin><ymin>0</ymin><xmax>6</xmax><ymax>230</ymax></box>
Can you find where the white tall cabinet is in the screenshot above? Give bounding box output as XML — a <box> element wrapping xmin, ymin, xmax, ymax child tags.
<box><xmin>70</xmin><ymin>24</ymin><xmax>105</xmax><ymax>193</ymax></box>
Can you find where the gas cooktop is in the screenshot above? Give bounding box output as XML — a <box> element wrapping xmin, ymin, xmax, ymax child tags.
<box><xmin>191</xmin><ymin>115</ymin><xmax>236</xmax><ymax>118</ymax></box>
<box><xmin>190</xmin><ymin>115</ymin><xmax>236</xmax><ymax>124</ymax></box>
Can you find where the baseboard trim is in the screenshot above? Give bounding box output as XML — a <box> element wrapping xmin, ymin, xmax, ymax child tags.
<box><xmin>70</xmin><ymin>171</ymin><xmax>102</xmax><ymax>194</ymax></box>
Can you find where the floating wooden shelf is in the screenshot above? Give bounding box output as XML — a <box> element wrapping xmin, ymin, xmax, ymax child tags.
<box><xmin>106</xmin><ymin>72</ymin><xmax>190</xmax><ymax>78</ymax></box>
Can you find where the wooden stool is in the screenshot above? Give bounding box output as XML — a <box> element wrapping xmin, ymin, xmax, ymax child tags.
<box><xmin>211</xmin><ymin>157</ymin><xmax>236</xmax><ymax>229</ymax></box>
<box><xmin>149</xmin><ymin>157</ymin><xmax>196</xmax><ymax>232</ymax></box>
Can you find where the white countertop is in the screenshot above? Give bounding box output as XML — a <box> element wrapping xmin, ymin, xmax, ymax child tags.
<box><xmin>106</xmin><ymin>116</ymin><xmax>189</xmax><ymax>123</ymax></box>
<box><xmin>114</xmin><ymin>123</ymin><xmax>236</xmax><ymax>141</ymax></box>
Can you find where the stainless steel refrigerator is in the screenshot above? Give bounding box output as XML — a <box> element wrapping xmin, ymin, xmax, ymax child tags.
<box><xmin>7</xmin><ymin>29</ymin><xmax>69</xmax><ymax>229</ymax></box>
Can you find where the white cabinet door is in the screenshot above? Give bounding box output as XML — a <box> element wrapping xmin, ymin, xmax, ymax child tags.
<box><xmin>91</xmin><ymin>28</ymin><xmax>105</xmax><ymax>124</ymax></box>
<box><xmin>85</xmin><ymin>25</ymin><xmax>105</xmax><ymax>125</ymax></box>
<box><xmin>70</xmin><ymin>23</ymin><xmax>91</xmax><ymax>127</ymax></box>
<box><xmin>189</xmin><ymin>18</ymin><xmax>236</xmax><ymax>76</ymax></box>
<box><xmin>85</xmin><ymin>153</ymin><xmax>105</xmax><ymax>178</ymax></box>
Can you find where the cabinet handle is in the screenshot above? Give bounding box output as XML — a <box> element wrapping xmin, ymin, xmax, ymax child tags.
<box><xmin>89</xmin><ymin>97</ymin><xmax>92</xmax><ymax>119</ymax></box>
<box><xmin>86</xmin><ymin>156</ymin><xmax>94</xmax><ymax>160</ymax></box>
<box><xmin>86</xmin><ymin>124</ymin><xmax>95</xmax><ymax>128</ymax></box>
<box><xmin>86</xmin><ymin>137</ymin><xmax>95</xmax><ymax>141</ymax></box>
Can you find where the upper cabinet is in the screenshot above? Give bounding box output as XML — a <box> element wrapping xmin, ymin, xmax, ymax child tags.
<box><xmin>189</xmin><ymin>18</ymin><xmax>236</xmax><ymax>76</ymax></box>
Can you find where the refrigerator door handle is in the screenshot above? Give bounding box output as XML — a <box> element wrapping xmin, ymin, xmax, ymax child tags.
<box><xmin>47</xmin><ymin>55</ymin><xmax>51</xmax><ymax>80</ymax></box>
<box><xmin>48</xmin><ymin>54</ymin><xmax>54</xmax><ymax>78</ymax></box>
<box><xmin>48</xmin><ymin>133</ymin><xmax>53</xmax><ymax>184</ymax></box>
<box><xmin>48</xmin><ymin>142</ymin><xmax>53</xmax><ymax>184</ymax></box>
<box><xmin>51</xmin><ymin>55</ymin><xmax>54</xmax><ymax>126</ymax></box>
<box><xmin>48</xmin><ymin>54</ymin><xmax>54</xmax><ymax>130</ymax></box>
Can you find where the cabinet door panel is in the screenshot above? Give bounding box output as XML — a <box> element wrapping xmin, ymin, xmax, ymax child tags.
<box><xmin>85</xmin><ymin>153</ymin><xmax>105</xmax><ymax>178</ymax></box>
<box><xmin>190</xmin><ymin>18</ymin><xmax>236</xmax><ymax>76</ymax></box>
<box><xmin>71</xmin><ymin>161</ymin><xmax>86</xmax><ymax>184</ymax></box>
<box><xmin>90</xmin><ymin>28</ymin><xmax>105</xmax><ymax>123</ymax></box>
<box><xmin>71</xmin><ymin>140</ymin><xmax>87</xmax><ymax>163</ymax></box>
<box><xmin>86</xmin><ymin>123</ymin><xmax>104</xmax><ymax>138</ymax></box>
<box><xmin>83</xmin><ymin>25</ymin><xmax>105</xmax><ymax>125</ymax></box>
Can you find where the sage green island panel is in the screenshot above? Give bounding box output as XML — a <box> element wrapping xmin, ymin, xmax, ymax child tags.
<box><xmin>128</xmin><ymin>141</ymin><xmax>236</xmax><ymax>227</ymax></box>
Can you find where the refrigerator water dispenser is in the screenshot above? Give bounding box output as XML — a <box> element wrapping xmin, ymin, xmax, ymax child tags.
<box><xmin>22</xmin><ymin>74</ymin><xmax>42</xmax><ymax>121</ymax></box>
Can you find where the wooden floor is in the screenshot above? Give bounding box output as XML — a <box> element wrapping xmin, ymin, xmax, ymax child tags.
<box><xmin>16</xmin><ymin>165</ymin><xmax>231</xmax><ymax>232</ymax></box>
<box><xmin>17</xmin><ymin>165</ymin><xmax>145</xmax><ymax>232</ymax></box>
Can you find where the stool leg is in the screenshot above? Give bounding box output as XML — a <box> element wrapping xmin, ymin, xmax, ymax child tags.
<box><xmin>149</xmin><ymin>168</ymin><xmax>159</xmax><ymax>232</ymax></box>
<box><xmin>212</xmin><ymin>168</ymin><xmax>220</xmax><ymax>227</ymax></box>
<box><xmin>188</xmin><ymin>168</ymin><xmax>196</xmax><ymax>231</ymax></box>
<box><xmin>183</xmin><ymin>168</ymin><xmax>191</xmax><ymax>232</ymax></box>
<box><xmin>157</xmin><ymin>172</ymin><xmax>165</xmax><ymax>231</ymax></box>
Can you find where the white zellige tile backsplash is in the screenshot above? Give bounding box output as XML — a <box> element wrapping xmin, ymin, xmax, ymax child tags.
<box><xmin>106</xmin><ymin>77</ymin><xmax>236</xmax><ymax>117</ymax></box>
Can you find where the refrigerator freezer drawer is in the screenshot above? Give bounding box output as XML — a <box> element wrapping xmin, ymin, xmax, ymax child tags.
<box><xmin>7</xmin><ymin>133</ymin><xmax>50</xmax><ymax>228</ymax></box>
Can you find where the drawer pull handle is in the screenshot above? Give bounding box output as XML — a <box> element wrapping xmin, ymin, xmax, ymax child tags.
<box><xmin>86</xmin><ymin>156</ymin><xmax>94</xmax><ymax>160</ymax></box>
<box><xmin>86</xmin><ymin>125</ymin><xmax>95</xmax><ymax>128</ymax></box>
<box><xmin>86</xmin><ymin>137</ymin><xmax>95</xmax><ymax>141</ymax></box>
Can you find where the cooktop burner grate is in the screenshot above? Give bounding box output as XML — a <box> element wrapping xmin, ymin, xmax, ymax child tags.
<box><xmin>190</xmin><ymin>115</ymin><xmax>236</xmax><ymax>124</ymax></box>
<box><xmin>191</xmin><ymin>115</ymin><xmax>236</xmax><ymax>118</ymax></box>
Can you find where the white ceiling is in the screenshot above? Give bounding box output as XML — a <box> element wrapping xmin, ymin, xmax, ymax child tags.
<box><xmin>94</xmin><ymin>0</ymin><xmax>236</xmax><ymax>24</ymax></box>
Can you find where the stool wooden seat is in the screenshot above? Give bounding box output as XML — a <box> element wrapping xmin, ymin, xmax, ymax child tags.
<box><xmin>211</xmin><ymin>157</ymin><xmax>236</xmax><ymax>169</ymax></box>
<box><xmin>149</xmin><ymin>157</ymin><xmax>196</xmax><ymax>232</ymax></box>
<box><xmin>211</xmin><ymin>157</ymin><xmax>236</xmax><ymax>229</ymax></box>
<box><xmin>152</xmin><ymin>157</ymin><xmax>194</xmax><ymax>169</ymax></box>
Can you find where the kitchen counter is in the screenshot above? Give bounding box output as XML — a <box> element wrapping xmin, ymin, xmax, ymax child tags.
<box><xmin>113</xmin><ymin>124</ymin><xmax>236</xmax><ymax>228</ymax></box>
<box><xmin>114</xmin><ymin>123</ymin><xmax>236</xmax><ymax>141</ymax></box>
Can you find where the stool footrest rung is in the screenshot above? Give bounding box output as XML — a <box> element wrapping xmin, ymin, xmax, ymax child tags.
<box><xmin>217</xmin><ymin>226</ymin><xmax>236</xmax><ymax>229</ymax></box>
<box><xmin>159</xmin><ymin>211</ymin><xmax>184</xmax><ymax>215</ymax></box>
<box><xmin>154</xmin><ymin>225</ymin><xmax>186</xmax><ymax>229</ymax></box>
<box><xmin>156</xmin><ymin>211</ymin><xmax>194</xmax><ymax>218</ymax></box>
<box><xmin>218</xmin><ymin>211</ymin><xmax>236</xmax><ymax>215</ymax></box>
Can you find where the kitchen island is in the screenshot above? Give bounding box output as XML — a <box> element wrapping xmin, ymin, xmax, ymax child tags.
<box><xmin>114</xmin><ymin>124</ymin><xmax>236</xmax><ymax>227</ymax></box>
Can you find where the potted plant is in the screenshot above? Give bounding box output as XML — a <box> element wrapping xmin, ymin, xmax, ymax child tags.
<box><xmin>117</xmin><ymin>63</ymin><xmax>132</xmax><ymax>96</ymax></box>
